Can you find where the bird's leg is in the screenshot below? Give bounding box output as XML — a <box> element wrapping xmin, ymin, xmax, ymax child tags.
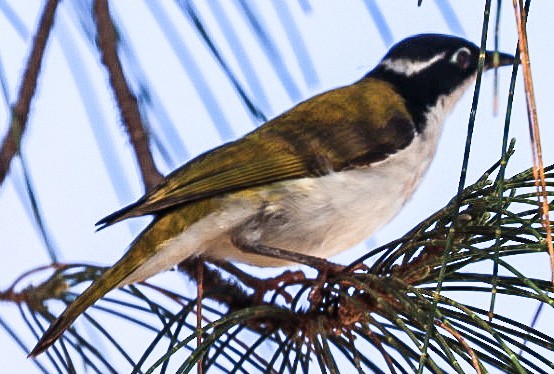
<box><xmin>231</xmin><ymin>236</ymin><xmax>344</xmax><ymax>304</ymax></box>
<box><xmin>231</xmin><ymin>235</ymin><xmax>342</xmax><ymax>272</ymax></box>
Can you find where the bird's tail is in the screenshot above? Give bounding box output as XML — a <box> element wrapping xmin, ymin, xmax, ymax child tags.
<box><xmin>29</xmin><ymin>203</ymin><xmax>199</xmax><ymax>357</ymax></box>
<box><xmin>28</xmin><ymin>246</ymin><xmax>148</xmax><ymax>357</ymax></box>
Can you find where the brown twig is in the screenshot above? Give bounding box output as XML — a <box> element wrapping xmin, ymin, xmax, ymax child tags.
<box><xmin>0</xmin><ymin>0</ymin><xmax>60</xmax><ymax>186</ymax></box>
<box><xmin>93</xmin><ymin>0</ymin><xmax>163</xmax><ymax>191</ymax></box>
<box><xmin>436</xmin><ymin>320</ymin><xmax>482</xmax><ymax>374</ymax></box>
<box><xmin>0</xmin><ymin>264</ymin><xmax>64</xmax><ymax>303</ymax></box>
<box><xmin>178</xmin><ymin>258</ymin><xmax>255</xmax><ymax>310</ymax></box>
<box><xmin>367</xmin><ymin>329</ymin><xmax>397</xmax><ymax>374</ymax></box>
<box><xmin>512</xmin><ymin>0</ymin><xmax>554</xmax><ymax>283</ymax></box>
<box><xmin>196</xmin><ymin>259</ymin><xmax>204</xmax><ymax>374</ymax></box>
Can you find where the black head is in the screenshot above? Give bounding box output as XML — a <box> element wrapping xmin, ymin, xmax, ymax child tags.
<box><xmin>370</xmin><ymin>34</ymin><xmax>514</xmax><ymax>130</ymax></box>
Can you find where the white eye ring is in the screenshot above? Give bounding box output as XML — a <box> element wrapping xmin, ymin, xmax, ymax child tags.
<box><xmin>450</xmin><ymin>47</ymin><xmax>472</xmax><ymax>69</ymax></box>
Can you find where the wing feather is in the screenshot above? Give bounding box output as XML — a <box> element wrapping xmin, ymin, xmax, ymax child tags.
<box><xmin>97</xmin><ymin>77</ymin><xmax>415</xmax><ymax>229</ymax></box>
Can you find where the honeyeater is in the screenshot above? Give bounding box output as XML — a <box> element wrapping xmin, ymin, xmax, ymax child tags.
<box><xmin>30</xmin><ymin>34</ymin><xmax>514</xmax><ymax>356</ymax></box>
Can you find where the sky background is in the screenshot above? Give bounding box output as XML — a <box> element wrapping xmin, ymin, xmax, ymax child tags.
<box><xmin>1</xmin><ymin>1</ymin><xmax>553</xmax><ymax>372</ymax></box>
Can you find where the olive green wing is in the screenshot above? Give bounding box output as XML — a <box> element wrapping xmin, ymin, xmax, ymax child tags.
<box><xmin>96</xmin><ymin>77</ymin><xmax>415</xmax><ymax>229</ymax></box>
<box><xmin>95</xmin><ymin>137</ymin><xmax>317</xmax><ymax>228</ymax></box>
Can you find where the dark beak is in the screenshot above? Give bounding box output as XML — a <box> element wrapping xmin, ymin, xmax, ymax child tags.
<box><xmin>484</xmin><ymin>50</ymin><xmax>516</xmax><ymax>70</ymax></box>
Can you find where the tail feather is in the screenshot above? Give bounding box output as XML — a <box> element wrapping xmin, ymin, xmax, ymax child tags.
<box><xmin>30</xmin><ymin>203</ymin><xmax>191</xmax><ymax>357</ymax></box>
<box><xmin>28</xmin><ymin>255</ymin><xmax>143</xmax><ymax>357</ymax></box>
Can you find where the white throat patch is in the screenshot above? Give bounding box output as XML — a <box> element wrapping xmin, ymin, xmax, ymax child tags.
<box><xmin>380</xmin><ymin>52</ymin><xmax>446</xmax><ymax>77</ymax></box>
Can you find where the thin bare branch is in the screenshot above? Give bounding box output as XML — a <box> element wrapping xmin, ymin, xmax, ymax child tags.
<box><xmin>437</xmin><ymin>321</ymin><xmax>482</xmax><ymax>374</ymax></box>
<box><xmin>0</xmin><ymin>0</ymin><xmax>60</xmax><ymax>186</ymax></box>
<box><xmin>93</xmin><ymin>0</ymin><xmax>163</xmax><ymax>191</ymax></box>
<box><xmin>196</xmin><ymin>260</ymin><xmax>204</xmax><ymax>374</ymax></box>
<box><xmin>178</xmin><ymin>258</ymin><xmax>254</xmax><ymax>310</ymax></box>
<box><xmin>512</xmin><ymin>0</ymin><xmax>554</xmax><ymax>282</ymax></box>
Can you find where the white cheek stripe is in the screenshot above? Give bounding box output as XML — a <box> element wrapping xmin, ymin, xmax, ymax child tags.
<box><xmin>380</xmin><ymin>52</ymin><xmax>446</xmax><ymax>77</ymax></box>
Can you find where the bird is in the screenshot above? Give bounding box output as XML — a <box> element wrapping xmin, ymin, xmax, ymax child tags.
<box><xmin>29</xmin><ymin>34</ymin><xmax>514</xmax><ymax>357</ymax></box>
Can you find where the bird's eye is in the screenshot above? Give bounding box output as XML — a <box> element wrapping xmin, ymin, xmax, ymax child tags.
<box><xmin>450</xmin><ymin>47</ymin><xmax>472</xmax><ymax>70</ymax></box>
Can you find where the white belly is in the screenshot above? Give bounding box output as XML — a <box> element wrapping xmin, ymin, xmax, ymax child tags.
<box><xmin>204</xmin><ymin>128</ymin><xmax>440</xmax><ymax>267</ymax></box>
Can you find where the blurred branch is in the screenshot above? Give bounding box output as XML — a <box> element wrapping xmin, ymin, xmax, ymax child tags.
<box><xmin>512</xmin><ymin>0</ymin><xmax>554</xmax><ymax>282</ymax></box>
<box><xmin>361</xmin><ymin>1</ymin><xmax>393</xmax><ymax>45</ymax></box>
<box><xmin>0</xmin><ymin>0</ymin><xmax>59</xmax><ymax>186</ymax></box>
<box><xmin>181</xmin><ymin>1</ymin><xmax>267</xmax><ymax>123</ymax></box>
<box><xmin>93</xmin><ymin>0</ymin><xmax>163</xmax><ymax>192</ymax></box>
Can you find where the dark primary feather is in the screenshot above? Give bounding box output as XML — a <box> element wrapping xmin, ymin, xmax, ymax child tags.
<box><xmin>96</xmin><ymin>77</ymin><xmax>415</xmax><ymax>229</ymax></box>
